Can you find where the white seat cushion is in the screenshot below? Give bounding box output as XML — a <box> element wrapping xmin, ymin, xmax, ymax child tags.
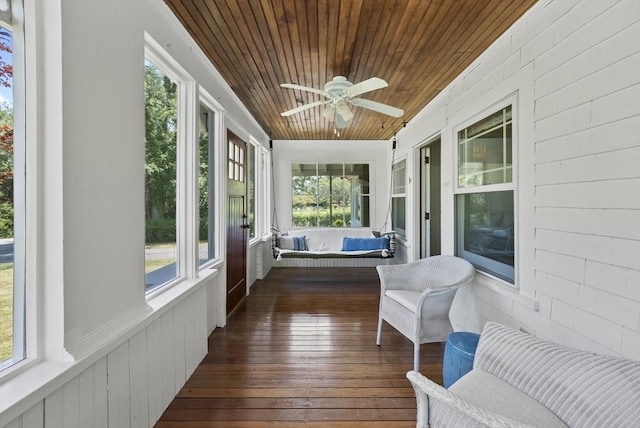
<box><xmin>450</xmin><ymin>369</ymin><xmax>568</xmax><ymax>428</ymax></box>
<box><xmin>385</xmin><ymin>289</ymin><xmax>421</xmax><ymax>312</ymax></box>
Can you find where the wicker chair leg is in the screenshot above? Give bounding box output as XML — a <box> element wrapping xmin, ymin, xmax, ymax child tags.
<box><xmin>376</xmin><ymin>318</ymin><xmax>383</xmax><ymax>345</ymax></box>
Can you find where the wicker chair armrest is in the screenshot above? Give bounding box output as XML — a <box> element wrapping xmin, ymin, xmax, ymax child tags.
<box><xmin>406</xmin><ymin>371</ymin><xmax>535</xmax><ymax>428</ymax></box>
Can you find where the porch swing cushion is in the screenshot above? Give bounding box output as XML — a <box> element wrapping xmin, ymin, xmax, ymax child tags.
<box><xmin>342</xmin><ymin>236</ymin><xmax>390</xmax><ymax>251</ymax></box>
<box><xmin>272</xmin><ymin>227</ymin><xmax>395</xmax><ymax>259</ymax></box>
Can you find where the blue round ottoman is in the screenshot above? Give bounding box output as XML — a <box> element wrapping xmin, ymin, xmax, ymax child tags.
<box><xmin>443</xmin><ymin>332</ymin><xmax>480</xmax><ymax>388</ymax></box>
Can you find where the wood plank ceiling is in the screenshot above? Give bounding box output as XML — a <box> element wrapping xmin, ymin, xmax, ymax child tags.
<box><xmin>164</xmin><ymin>0</ymin><xmax>537</xmax><ymax>141</ymax></box>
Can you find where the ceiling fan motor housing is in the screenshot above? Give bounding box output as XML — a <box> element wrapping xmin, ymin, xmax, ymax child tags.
<box><xmin>324</xmin><ymin>76</ymin><xmax>353</xmax><ymax>98</ymax></box>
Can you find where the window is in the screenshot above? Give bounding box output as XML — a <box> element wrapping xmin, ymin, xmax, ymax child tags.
<box><xmin>291</xmin><ymin>163</ymin><xmax>370</xmax><ymax>227</ymax></box>
<box><xmin>247</xmin><ymin>142</ymin><xmax>255</xmax><ymax>239</ymax></box>
<box><xmin>198</xmin><ymin>102</ymin><xmax>215</xmax><ymax>265</ymax></box>
<box><xmin>144</xmin><ymin>58</ymin><xmax>178</xmax><ymax>292</ymax></box>
<box><xmin>0</xmin><ymin>1</ymin><xmax>24</xmax><ymax>371</ymax></box>
<box><xmin>455</xmin><ymin>105</ymin><xmax>515</xmax><ymax>283</ymax></box>
<box><xmin>391</xmin><ymin>159</ymin><xmax>406</xmax><ymax>237</ymax></box>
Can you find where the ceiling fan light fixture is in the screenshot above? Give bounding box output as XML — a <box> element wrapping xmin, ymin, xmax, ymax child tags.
<box><xmin>322</xmin><ymin>105</ymin><xmax>334</xmax><ymax>120</ymax></box>
<box><xmin>335</xmin><ymin>100</ymin><xmax>354</xmax><ymax>122</ymax></box>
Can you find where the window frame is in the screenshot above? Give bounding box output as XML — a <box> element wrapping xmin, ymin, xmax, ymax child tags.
<box><xmin>391</xmin><ymin>158</ymin><xmax>407</xmax><ymax>237</ymax></box>
<box><xmin>454</xmin><ymin>97</ymin><xmax>517</xmax><ymax>286</ymax></box>
<box><xmin>196</xmin><ymin>90</ymin><xmax>223</xmax><ymax>268</ymax></box>
<box><xmin>143</xmin><ymin>36</ymin><xmax>198</xmax><ymax>296</ymax></box>
<box><xmin>290</xmin><ymin>162</ymin><xmax>371</xmax><ymax>228</ymax></box>
<box><xmin>247</xmin><ymin>140</ymin><xmax>256</xmax><ymax>239</ymax></box>
<box><xmin>196</xmin><ymin>88</ymin><xmax>225</xmax><ymax>270</ymax></box>
<box><xmin>247</xmin><ymin>141</ymin><xmax>269</xmax><ymax>244</ymax></box>
<box><xmin>0</xmin><ymin>0</ymin><xmax>27</xmax><ymax>375</ymax></box>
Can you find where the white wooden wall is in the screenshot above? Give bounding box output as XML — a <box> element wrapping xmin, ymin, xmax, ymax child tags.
<box><xmin>394</xmin><ymin>0</ymin><xmax>639</xmax><ymax>360</ymax></box>
<box><xmin>3</xmin><ymin>285</ymin><xmax>209</xmax><ymax>428</ymax></box>
<box><xmin>254</xmin><ymin>238</ymin><xmax>275</xmax><ymax>280</ymax></box>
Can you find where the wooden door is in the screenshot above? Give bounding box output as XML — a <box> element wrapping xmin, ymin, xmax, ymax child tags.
<box><xmin>226</xmin><ymin>132</ymin><xmax>248</xmax><ymax>315</ymax></box>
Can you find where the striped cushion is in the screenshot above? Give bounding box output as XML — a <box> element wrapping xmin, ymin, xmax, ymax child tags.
<box><xmin>450</xmin><ymin>369</ymin><xmax>567</xmax><ymax>427</ymax></box>
<box><xmin>292</xmin><ymin>236</ymin><xmax>308</xmax><ymax>251</ymax></box>
<box><xmin>475</xmin><ymin>322</ymin><xmax>640</xmax><ymax>427</ymax></box>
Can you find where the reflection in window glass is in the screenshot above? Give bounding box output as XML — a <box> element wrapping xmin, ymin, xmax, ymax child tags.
<box><xmin>0</xmin><ymin>22</ymin><xmax>22</xmax><ymax>370</ymax></box>
<box><xmin>456</xmin><ymin>191</ymin><xmax>514</xmax><ymax>282</ymax></box>
<box><xmin>458</xmin><ymin>106</ymin><xmax>512</xmax><ymax>188</ymax></box>
<box><xmin>198</xmin><ymin>104</ymin><xmax>214</xmax><ymax>265</ymax></box>
<box><xmin>144</xmin><ymin>60</ymin><xmax>178</xmax><ymax>292</ymax></box>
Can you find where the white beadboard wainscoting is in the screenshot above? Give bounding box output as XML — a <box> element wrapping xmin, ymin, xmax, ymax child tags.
<box><xmin>1</xmin><ymin>272</ymin><xmax>218</xmax><ymax>428</ymax></box>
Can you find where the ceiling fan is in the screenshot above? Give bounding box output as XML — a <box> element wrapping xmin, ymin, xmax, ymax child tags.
<box><xmin>280</xmin><ymin>76</ymin><xmax>404</xmax><ymax>129</ymax></box>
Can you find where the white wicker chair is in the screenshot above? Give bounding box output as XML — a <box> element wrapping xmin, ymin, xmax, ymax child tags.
<box><xmin>376</xmin><ymin>255</ymin><xmax>475</xmax><ymax>371</ymax></box>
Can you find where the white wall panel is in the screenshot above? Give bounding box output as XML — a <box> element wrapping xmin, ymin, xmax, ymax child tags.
<box><xmin>107</xmin><ymin>342</ymin><xmax>131</xmax><ymax>428</ymax></box>
<box><xmin>20</xmin><ymin>402</ymin><xmax>44</xmax><ymax>428</ymax></box>
<box><xmin>43</xmin><ymin>387</ymin><xmax>64</xmax><ymax>428</ymax></box>
<box><xmin>160</xmin><ymin>311</ymin><xmax>177</xmax><ymax>410</ymax></box>
<box><xmin>145</xmin><ymin>321</ymin><xmax>164</xmax><ymax>425</ymax></box>
<box><xmin>184</xmin><ymin>295</ymin><xmax>197</xmax><ymax>376</ymax></box>
<box><xmin>194</xmin><ymin>287</ymin><xmax>209</xmax><ymax>362</ymax></box>
<box><xmin>128</xmin><ymin>330</ymin><xmax>149</xmax><ymax>428</ymax></box>
<box><xmin>172</xmin><ymin>301</ymin><xmax>187</xmax><ymax>391</ymax></box>
<box><xmin>535</xmin><ymin>116</ymin><xmax>639</xmax><ymax>163</ymax></box>
<box><xmin>396</xmin><ymin>0</ymin><xmax>640</xmax><ymax>360</ymax></box>
<box><xmin>2</xmin><ymin>418</ymin><xmax>20</xmax><ymax>428</ymax></box>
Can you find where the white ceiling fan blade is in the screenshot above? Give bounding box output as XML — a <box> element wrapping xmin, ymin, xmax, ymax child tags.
<box><xmin>280</xmin><ymin>83</ymin><xmax>328</xmax><ymax>97</ymax></box>
<box><xmin>280</xmin><ymin>100</ymin><xmax>329</xmax><ymax>117</ymax></box>
<box><xmin>351</xmin><ymin>98</ymin><xmax>404</xmax><ymax>118</ymax></box>
<box><xmin>346</xmin><ymin>77</ymin><xmax>388</xmax><ymax>97</ymax></box>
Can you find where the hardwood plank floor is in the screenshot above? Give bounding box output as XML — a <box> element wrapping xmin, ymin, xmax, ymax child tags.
<box><xmin>155</xmin><ymin>267</ymin><xmax>446</xmax><ymax>427</ymax></box>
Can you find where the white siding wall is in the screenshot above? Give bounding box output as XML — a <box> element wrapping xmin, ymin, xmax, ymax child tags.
<box><xmin>1</xmin><ymin>0</ymin><xmax>266</xmax><ymax>425</ymax></box>
<box><xmin>396</xmin><ymin>0</ymin><xmax>639</xmax><ymax>359</ymax></box>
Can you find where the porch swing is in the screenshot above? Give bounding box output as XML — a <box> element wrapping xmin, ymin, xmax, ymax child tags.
<box><xmin>269</xmin><ymin>139</ymin><xmax>396</xmax><ymax>262</ymax></box>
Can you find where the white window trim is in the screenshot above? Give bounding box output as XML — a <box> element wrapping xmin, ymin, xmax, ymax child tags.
<box><xmin>0</xmin><ymin>0</ymin><xmax>31</xmax><ymax>379</ymax></box>
<box><xmin>144</xmin><ymin>34</ymin><xmax>198</xmax><ymax>297</ymax></box>
<box><xmin>247</xmin><ymin>138</ymin><xmax>257</xmax><ymax>244</ymax></box>
<box><xmin>453</xmin><ymin>96</ymin><xmax>517</xmax><ymax>194</ymax></box>
<box><xmin>391</xmin><ymin>157</ymin><xmax>407</xmax><ymax>237</ymax></box>
<box><xmin>248</xmin><ymin>142</ymin><xmax>270</xmax><ymax>244</ymax></box>
<box><xmin>197</xmin><ymin>86</ymin><xmax>225</xmax><ymax>270</ymax></box>
<box><xmin>453</xmin><ymin>94</ymin><xmax>518</xmax><ymax>287</ymax></box>
<box><xmin>289</xmin><ymin>161</ymin><xmax>372</xmax><ymax>229</ymax></box>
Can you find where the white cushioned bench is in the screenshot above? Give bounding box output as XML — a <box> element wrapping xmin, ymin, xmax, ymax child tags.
<box><xmin>271</xmin><ymin>227</ymin><xmax>396</xmax><ymax>267</ymax></box>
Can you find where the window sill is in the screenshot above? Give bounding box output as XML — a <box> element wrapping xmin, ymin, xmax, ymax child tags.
<box><xmin>474</xmin><ymin>270</ymin><xmax>539</xmax><ymax>311</ymax></box>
